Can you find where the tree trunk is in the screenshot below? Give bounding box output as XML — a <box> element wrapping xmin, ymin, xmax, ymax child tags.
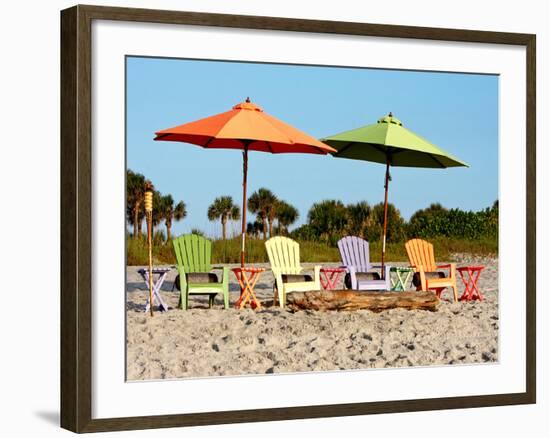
<box><xmin>221</xmin><ymin>217</ymin><xmax>227</xmax><ymax>240</ymax></box>
<box><xmin>166</xmin><ymin>220</ymin><xmax>171</xmax><ymax>242</ymax></box>
<box><xmin>262</xmin><ymin>217</ymin><xmax>267</xmax><ymax>240</ymax></box>
<box><xmin>138</xmin><ymin>218</ymin><xmax>143</xmax><ymax>239</ymax></box>
<box><xmin>286</xmin><ymin>290</ymin><xmax>440</xmax><ymax>312</ymax></box>
<box><xmin>268</xmin><ymin>219</ymin><xmax>273</xmax><ymax>237</ymax></box>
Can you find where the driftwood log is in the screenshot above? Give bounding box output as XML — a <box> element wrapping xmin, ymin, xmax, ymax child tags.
<box><xmin>286</xmin><ymin>290</ymin><xmax>439</xmax><ymax>312</ymax></box>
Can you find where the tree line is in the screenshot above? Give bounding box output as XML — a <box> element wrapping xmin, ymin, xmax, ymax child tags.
<box><xmin>127</xmin><ymin>169</ymin><xmax>497</xmax><ymax>244</ymax></box>
<box><xmin>127</xmin><ymin>170</ymin><xmax>299</xmax><ymax>242</ymax></box>
<box><xmin>291</xmin><ymin>200</ymin><xmax>498</xmax><ymax>245</ymax></box>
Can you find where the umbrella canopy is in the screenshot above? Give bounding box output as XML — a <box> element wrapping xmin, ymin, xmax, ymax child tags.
<box><xmin>323</xmin><ymin>114</ymin><xmax>468</xmax><ymax>168</ymax></box>
<box><xmin>155</xmin><ymin>98</ymin><xmax>335</xmax><ymax>267</ymax></box>
<box><xmin>322</xmin><ymin>113</ymin><xmax>468</xmax><ymax>277</ymax></box>
<box><xmin>155</xmin><ymin>99</ymin><xmax>332</xmax><ymax>154</ymax></box>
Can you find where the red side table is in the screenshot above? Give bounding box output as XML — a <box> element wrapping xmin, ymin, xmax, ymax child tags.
<box><xmin>320</xmin><ymin>267</ymin><xmax>346</xmax><ymax>290</ymax></box>
<box><xmin>232</xmin><ymin>267</ymin><xmax>265</xmax><ymax>310</ymax></box>
<box><xmin>457</xmin><ymin>266</ymin><xmax>485</xmax><ymax>301</ymax></box>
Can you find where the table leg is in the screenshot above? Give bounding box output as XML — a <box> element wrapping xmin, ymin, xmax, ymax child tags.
<box><xmin>234</xmin><ymin>272</ymin><xmax>246</xmax><ymax>309</ymax></box>
<box><xmin>320</xmin><ymin>272</ymin><xmax>330</xmax><ymax>289</ymax></box>
<box><xmin>390</xmin><ymin>274</ymin><xmax>397</xmax><ymax>290</ymax></box>
<box><xmin>332</xmin><ymin>271</ymin><xmax>343</xmax><ymax>289</ymax></box>
<box><xmin>458</xmin><ymin>270</ymin><xmax>470</xmax><ymax>301</ymax></box>
<box><xmin>392</xmin><ymin>271</ymin><xmax>409</xmax><ymax>291</ymax></box>
<box><xmin>143</xmin><ymin>272</ymin><xmax>169</xmax><ymax>312</ymax></box>
<box><xmin>396</xmin><ymin>272</ymin><xmax>406</xmax><ymax>291</ymax></box>
<box><xmin>470</xmin><ymin>270</ymin><xmax>484</xmax><ymax>301</ymax></box>
<box><xmin>322</xmin><ymin>271</ymin><xmax>342</xmax><ymax>290</ymax></box>
<box><xmin>234</xmin><ymin>271</ymin><xmax>262</xmax><ymax>310</ymax></box>
<box><xmin>246</xmin><ymin>272</ymin><xmax>262</xmax><ymax>309</ymax></box>
<box><xmin>153</xmin><ymin>272</ymin><xmax>169</xmax><ymax>311</ymax></box>
<box><xmin>402</xmin><ymin>270</ymin><xmax>412</xmax><ymax>290</ymax></box>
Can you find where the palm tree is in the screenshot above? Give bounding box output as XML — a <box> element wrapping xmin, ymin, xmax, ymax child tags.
<box><xmin>307</xmin><ymin>199</ymin><xmax>348</xmax><ymax>243</ymax></box>
<box><xmin>159</xmin><ymin>194</ymin><xmax>187</xmax><ymax>241</ymax></box>
<box><xmin>246</xmin><ymin>220</ymin><xmax>263</xmax><ymax>239</ymax></box>
<box><xmin>275</xmin><ymin>200</ymin><xmax>299</xmax><ymax>235</ymax></box>
<box><xmin>126</xmin><ymin>170</ymin><xmax>146</xmax><ymax>239</ymax></box>
<box><xmin>346</xmin><ymin>201</ymin><xmax>371</xmax><ymax>237</ymax></box>
<box><xmin>367</xmin><ymin>202</ymin><xmax>407</xmax><ymax>243</ymax></box>
<box><xmin>151</xmin><ymin>189</ymin><xmax>164</xmax><ymax>229</ymax></box>
<box><xmin>248</xmin><ymin>188</ymin><xmax>277</xmax><ymax>239</ymax></box>
<box><xmin>207</xmin><ymin>196</ymin><xmax>241</xmax><ymax>240</ymax></box>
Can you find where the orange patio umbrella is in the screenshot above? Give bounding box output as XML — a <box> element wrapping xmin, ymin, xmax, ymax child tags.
<box><xmin>154</xmin><ymin>98</ymin><xmax>335</xmax><ymax>267</ymax></box>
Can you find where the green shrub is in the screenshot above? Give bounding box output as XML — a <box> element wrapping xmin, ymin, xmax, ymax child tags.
<box><xmin>408</xmin><ymin>202</ymin><xmax>498</xmax><ymax>240</ymax></box>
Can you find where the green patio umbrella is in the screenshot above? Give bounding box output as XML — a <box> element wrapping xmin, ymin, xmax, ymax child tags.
<box><xmin>322</xmin><ymin>113</ymin><xmax>468</xmax><ymax>278</ymax></box>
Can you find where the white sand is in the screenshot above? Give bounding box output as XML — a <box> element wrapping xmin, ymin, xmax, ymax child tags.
<box><xmin>126</xmin><ymin>255</ymin><xmax>498</xmax><ymax>380</ymax></box>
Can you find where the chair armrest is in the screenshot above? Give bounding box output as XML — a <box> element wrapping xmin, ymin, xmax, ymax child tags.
<box><xmin>313</xmin><ymin>265</ymin><xmax>322</xmax><ymax>278</ymax></box>
<box><xmin>437</xmin><ymin>263</ymin><xmax>456</xmax><ymax>278</ymax></box>
<box><xmin>372</xmin><ymin>265</ymin><xmax>392</xmax><ymax>285</ymax></box>
<box><xmin>313</xmin><ymin>265</ymin><xmax>322</xmax><ymax>290</ymax></box>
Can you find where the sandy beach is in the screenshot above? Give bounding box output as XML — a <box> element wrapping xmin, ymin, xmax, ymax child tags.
<box><xmin>126</xmin><ymin>254</ymin><xmax>498</xmax><ymax>380</ymax></box>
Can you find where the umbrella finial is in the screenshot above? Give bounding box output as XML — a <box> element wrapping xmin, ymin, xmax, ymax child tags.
<box><xmin>246</xmin><ymin>97</ymin><xmax>250</xmax><ymax>103</ymax></box>
<box><xmin>389</xmin><ymin>111</ymin><xmax>393</xmax><ymax>117</ymax></box>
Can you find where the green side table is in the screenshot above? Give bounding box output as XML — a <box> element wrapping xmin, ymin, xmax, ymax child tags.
<box><xmin>390</xmin><ymin>266</ymin><xmax>415</xmax><ymax>291</ymax></box>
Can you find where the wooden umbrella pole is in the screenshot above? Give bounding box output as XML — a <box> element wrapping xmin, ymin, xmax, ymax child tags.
<box><xmin>240</xmin><ymin>144</ymin><xmax>249</xmax><ymax>268</ymax></box>
<box><xmin>381</xmin><ymin>158</ymin><xmax>391</xmax><ymax>279</ymax></box>
<box><xmin>144</xmin><ymin>187</ymin><xmax>154</xmax><ymax>317</ymax></box>
<box><xmin>147</xmin><ymin>210</ymin><xmax>154</xmax><ymax>317</ymax></box>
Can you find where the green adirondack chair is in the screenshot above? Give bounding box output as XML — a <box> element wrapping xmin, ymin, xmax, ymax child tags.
<box><xmin>172</xmin><ymin>234</ymin><xmax>229</xmax><ymax>310</ymax></box>
<box><xmin>265</xmin><ymin>236</ymin><xmax>321</xmax><ymax>308</ymax></box>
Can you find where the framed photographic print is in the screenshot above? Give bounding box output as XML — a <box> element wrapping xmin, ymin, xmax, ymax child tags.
<box><xmin>60</xmin><ymin>4</ymin><xmax>536</xmax><ymax>433</ymax></box>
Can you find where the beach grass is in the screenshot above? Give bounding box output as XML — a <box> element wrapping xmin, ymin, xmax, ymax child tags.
<box><xmin>126</xmin><ymin>235</ymin><xmax>497</xmax><ymax>265</ymax></box>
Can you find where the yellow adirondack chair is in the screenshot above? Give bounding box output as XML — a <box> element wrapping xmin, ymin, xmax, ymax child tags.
<box><xmin>405</xmin><ymin>238</ymin><xmax>458</xmax><ymax>302</ymax></box>
<box><xmin>265</xmin><ymin>236</ymin><xmax>321</xmax><ymax>308</ymax></box>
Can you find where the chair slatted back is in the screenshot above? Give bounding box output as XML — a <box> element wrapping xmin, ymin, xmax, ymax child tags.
<box><xmin>337</xmin><ymin>236</ymin><xmax>371</xmax><ymax>272</ymax></box>
<box><xmin>265</xmin><ymin>236</ymin><xmax>301</xmax><ymax>274</ymax></box>
<box><xmin>405</xmin><ymin>238</ymin><xmax>437</xmax><ymax>271</ymax></box>
<box><xmin>172</xmin><ymin>234</ymin><xmax>212</xmax><ymax>273</ymax></box>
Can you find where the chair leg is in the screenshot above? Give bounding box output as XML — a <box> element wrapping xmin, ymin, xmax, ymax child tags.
<box><xmin>273</xmin><ymin>286</ymin><xmax>279</xmax><ymax>306</ymax></box>
<box><xmin>452</xmin><ymin>284</ymin><xmax>458</xmax><ymax>303</ymax></box>
<box><xmin>223</xmin><ymin>290</ymin><xmax>229</xmax><ymax>309</ymax></box>
<box><xmin>278</xmin><ymin>288</ymin><xmax>285</xmax><ymax>309</ymax></box>
<box><xmin>180</xmin><ymin>290</ymin><xmax>188</xmax><ymax>310</ymax></box>
<box><xmin>208</xmin><ymin>294</ymin><xmax>214</xmax><ymax>308</ymax></box>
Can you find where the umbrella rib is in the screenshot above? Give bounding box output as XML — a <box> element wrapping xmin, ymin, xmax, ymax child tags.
<box><xmin>428</xmin><ymin>154</ymin><xmax>446</xmax><ymax>168</ymax></box>
<box><xmin>332</xmin><ymin>142</ymin><xmax>355</xmax><ymax>156</ymax></box>
<box><xmin>371</xmin><ymin>143</ymin><xmax>390</xmax><ymax>157</ymax></box>
<box><xmin>202</xmin><ymin>137</ymin><xmax>215</xmax><ymax>148</ymax></box>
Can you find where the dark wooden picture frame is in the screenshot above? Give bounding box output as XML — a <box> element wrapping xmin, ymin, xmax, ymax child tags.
<box><xmin>60</xmin><ymin>4</ymin><xmax>536</xmax><ymax>433</ymax></box>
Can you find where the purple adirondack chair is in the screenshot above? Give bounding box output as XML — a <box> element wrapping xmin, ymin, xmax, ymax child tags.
<box><xmin>337</xmin><ymin>236</ymin><xmax>391</xmax><ymax>291</ymax></box>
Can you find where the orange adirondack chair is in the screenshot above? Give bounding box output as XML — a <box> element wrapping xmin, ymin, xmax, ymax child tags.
<box><xmin>405</xmin><ymin>239</ymin><xmax>458</xmax><ymax>302</ymax></box>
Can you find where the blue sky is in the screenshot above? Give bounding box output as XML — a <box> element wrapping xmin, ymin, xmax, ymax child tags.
<box><xmin>126</xmin><ymin>56</ymin><xmax>498</xmax><ymax>238</ymax></box>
